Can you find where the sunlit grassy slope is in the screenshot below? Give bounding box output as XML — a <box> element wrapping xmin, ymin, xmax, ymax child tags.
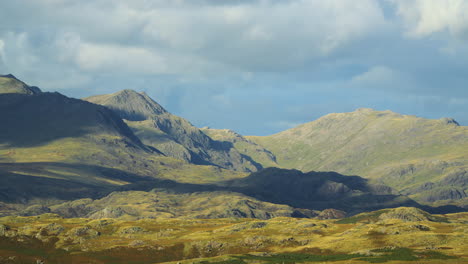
<box><xmin>0</xmin><ymin>75</ymin><xmax>41</xmax><ymax>95</ymax></box>
<box><xmin>248</xmin><ymin>108</ymin><xmax>468</xmax><ymax>205</ymax></box>
<box><xmin>0</xmin><ymin>207</ymin><xmax>466</xmax><ymax>263</ymax></box>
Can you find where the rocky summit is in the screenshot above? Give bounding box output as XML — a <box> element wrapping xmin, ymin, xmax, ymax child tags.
<box><xmin>86</xmin><ymin>89</ymin><xmax>261</xmax><ymax>172</ymax></box>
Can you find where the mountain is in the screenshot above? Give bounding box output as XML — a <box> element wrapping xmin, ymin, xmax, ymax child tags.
<box><xmin>0</xmin><ymin>82</ymin><xmax>143</xmax><ymax>150</ymax></box>
<box><xmin>0</xmin><ymin>74</ymin><xmax>41</xmax><ymax>95</ymax></box>
<box><xmin>1</xmin><ymin>74</ymin><xmax>465</xmax><ymax>218</ymax></box>
<box><xmin>0</xmin><ymin>75</ymin><xmax>245</xmax><ymax>208</ymax></box>
<box><xmin>248</xmin><ymin>108</ymin><xmax>468</xmax><ymax>206</ymax></box>
<box><xmin>85</xmin><ymin>90</ymin><xmax>260</xmax><ymax>172</ymax></box>
<box><xmin>0</xmin><ymin>74</ymin><xmax>467</xmax><ymax>263</ymax></box>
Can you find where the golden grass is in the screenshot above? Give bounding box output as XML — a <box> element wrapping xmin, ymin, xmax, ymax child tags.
<box><xmin>0</xmin><ymin>211</ymin><xmax>466</xmax><ymax>263</ymax></box>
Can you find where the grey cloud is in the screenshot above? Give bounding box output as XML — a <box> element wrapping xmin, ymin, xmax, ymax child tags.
<box><xmin>0</xmin><ymin>0</ymin><xmax>388</xmax><ymax>74</ymax></box>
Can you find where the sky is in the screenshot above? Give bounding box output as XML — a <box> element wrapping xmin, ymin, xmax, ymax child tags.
<box><xmin>0</xmin><ymin>0</ymin><xmax>467</xmax><ymax>135</ymax></box>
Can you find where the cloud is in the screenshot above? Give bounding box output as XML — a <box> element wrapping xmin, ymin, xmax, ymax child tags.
<box><xmin>0</xmin><ymin>0</ymin><xmax>467</xmax><ymax>134</ymax></box>
<box><xmin>0</xmin><ymin>0</ymin><xmax>388</xmax><ymax>74</ymax></box>
<box><xmin>352</xmin><ymin>66</ymin><xmax>397</xmax><ymax>84</ymax></box>
<box><xmin>0</xmin><ymin>39</ymin><xmax>5</xmax><ymax>71</ymax></box>
<box><xmin>391</xmin><ymin>0</ymin><xmax>468</xmax><ymax>39</ymax></box>
<box><xmin>76</xmin><ymin>43</ymin><xmax>168</xmax><ymax>74</ymax></box>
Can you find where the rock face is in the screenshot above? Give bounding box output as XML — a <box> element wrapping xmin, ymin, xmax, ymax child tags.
<box><xmin>405</xmin><ymin>169</ymin><xmax>468</xmax><ymax>203</ymax></box>
<box><xmin>21</xmin><ymin>205</ymin><xmax>51</xmax><ymax>216</ymax></box>
<box><xmin>86</xmin><ymin>90</ymin><xmax>260</xmax><ymax>172</ymax></box>
<box><xmin>317</xmin><ymin>209</ymin><xmax>347</xmax><ymax>220</ymax></box>
<box><xmin>201</xmin><ymin>128</ymin><xmax>278</xmax><ymax>168</ymax></box>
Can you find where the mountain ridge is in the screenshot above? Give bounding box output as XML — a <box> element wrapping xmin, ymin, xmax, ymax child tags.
<box><xmin>85</xmin><ymin>89</ymin><xmax>261</xmax><ymax>172</ymax></box>
<box><xmin>0</xmin><ymin>74</ymin><xmax>42</xmax><ymax>95</ymax></box>
<box><xmin>248</xmin><ymin>108</ymin><xmax>468</xmax><ymax>206</ymax></box>
<box><xmin>0</xmin><ymin>74</ymin><xmax>466</xmax><ymax>220</ymax></box>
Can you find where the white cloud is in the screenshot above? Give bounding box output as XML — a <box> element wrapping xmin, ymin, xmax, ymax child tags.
<box><xmin>0</xmin><ymin>39</ymin><xmax>5</xmax><ymax>71</ymax></box>
<box><xmin>352</xmin><ymin>66</ymin><xmax>397</xmax><ymax>84</ymax></box>
<box><xmin>0</xmin><ymin>39</ymin><xmax>4</xmax><ymax>58</ymax></box>
<box><xmin>391</xmin><ymin>0</ymin><xmax>468</xmax><ymax>39</ymax></box>
<box><xmin>76</xmin><ymin>43</ymin><xmax>168</xmax><ymax>74</ymax></box>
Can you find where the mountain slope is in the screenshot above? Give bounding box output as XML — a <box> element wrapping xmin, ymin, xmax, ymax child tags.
<box><xmin>0</xmin><ymin>75</ymin><xmax>246</xmax><ymax>207</ymax></box>
<box><xmin>249</xmin><ymin>108</ymin><xmax>468</xmax><ymax>206</ymax></box>
<box><xmin>222</xmin><ymin>167</ymin><xmax>419</xmax><ymax>215</ymax></box>
<box><xmin>0</xmin><ymin>74</ymin><xmax>41</xmax><ymax>95</ymax></box>
<box><xmin>85</xmin><ymin>90</ymin><xmax>260</xmax><ymax>172</ymax></box>
<box><xmin>201</xmin><ymin>127</ymin><xmax>278</xmax><ymax>168</ymax></box>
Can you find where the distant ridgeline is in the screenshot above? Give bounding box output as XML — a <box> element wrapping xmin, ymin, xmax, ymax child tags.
<box><xmin>0</xmin><ymin>74</ymin><xmax>466</xmax><ymax>219</ymax></box>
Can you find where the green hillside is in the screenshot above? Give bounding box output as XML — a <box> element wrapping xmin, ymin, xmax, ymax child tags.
<box><xmin>248</xmin><ymin>108</ymin><xmax>468</xmax><ymax>206</ymax></box>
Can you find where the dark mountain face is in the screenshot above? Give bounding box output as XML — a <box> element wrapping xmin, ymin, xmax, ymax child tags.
<box><xmin>0</xmin><ymin>91</ymin><xmax>144</xmax><ymax>148</ymax></box>
<box><xmin>86</xmin><ymin>90</ymin><xmax>261</xmax><ymax>172</ymax></box>
<box><xmin>222</xmin><ymin>168</ymin><xmax>419</xmax><ymax>215</ymax></box>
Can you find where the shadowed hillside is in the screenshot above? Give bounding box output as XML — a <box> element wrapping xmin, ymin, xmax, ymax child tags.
<box><xmin>223</xmin><ymin>168</ymin><xmax>422</xmax><ymax>215</ymax></box>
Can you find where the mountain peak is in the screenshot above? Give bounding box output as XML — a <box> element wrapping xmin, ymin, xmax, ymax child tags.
<box><xmin>115</xmin><ymin>89</ymin><xmax>140</xmax><ymax>96</ymax></box>
<box><xmin>353</xmin><ymin>108</ymin><xmax>398</xmax><ymax>116</ymax></box>
<box><xmin>0</xmin><ymin>74</ymin><xmax>18</xmax><ymax>79</ymax></box>
<box><xmin>440</xmin><ymin>117</ymin><xmax>459</xmax><ymax>126</ymax></box>
<box><xmin>85</xmin><ymin>89</ymin><xmax>167</xmax><ymax>121</ymax></box>
<box><xmin>355</xmin><ymin>107</ymin><xmax>375</xmax><ymax>112</ymax></box>
<box><xmin>0</xmin><ymin>74</ymin><xmax>42</xmax><ymax>95</ymax></box>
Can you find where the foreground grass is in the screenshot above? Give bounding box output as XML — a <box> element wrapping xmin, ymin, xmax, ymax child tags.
<box><xmin>0</xmin><ymin>210</ymin><xmax>466</xmax><ymax>264</ymax></box>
